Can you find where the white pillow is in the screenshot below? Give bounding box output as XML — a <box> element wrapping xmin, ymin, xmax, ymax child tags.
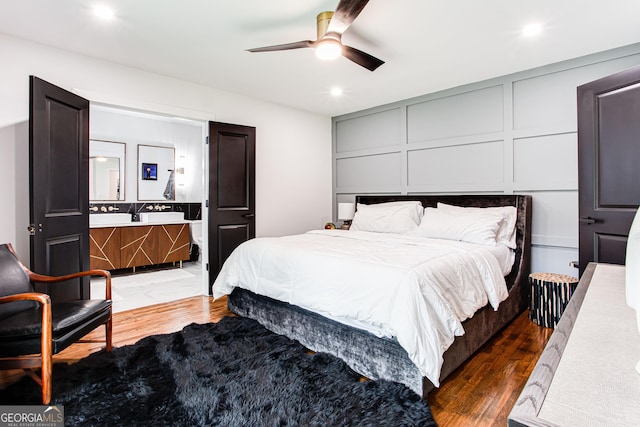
<box><xmin>437</xmin><ymin>202</ymin><xmax>518</xmax><ymax>249</ymax></box>
<box><xmin>415</xmin><ymin>207</ymin><xmax>502</xmax><ymax>246</ymax></box>
<box><xmin>361</xmin><ymin>201</ymin><xmax>424</xmax><ymax>219</ymax></box>
<box><xmin>350</xmin><ymin>201</ymin><xmax>423</xmax><ymax>234</ymax></box>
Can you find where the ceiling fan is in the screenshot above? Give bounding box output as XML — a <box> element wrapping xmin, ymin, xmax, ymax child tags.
<box><xmin>247</xmin><ymin>0</ymin><xmax>384</xmax><ymax>72</ymax></box>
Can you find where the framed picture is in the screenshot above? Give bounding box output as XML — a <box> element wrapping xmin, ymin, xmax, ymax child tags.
<box><xmin>141</xmin><ymin>162</ymin><xmax>157</xmax><ymax>180</ymax></box>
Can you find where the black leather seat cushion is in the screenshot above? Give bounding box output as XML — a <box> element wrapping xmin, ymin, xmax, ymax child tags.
<box><xmin>0</xmin><ymin>300</ymin><xmax>112</xmax><ymax>357</ymax></box>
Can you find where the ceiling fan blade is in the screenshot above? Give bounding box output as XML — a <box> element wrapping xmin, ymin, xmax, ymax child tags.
<box><xmin>327</xmin><ymin>0</ymin><xmax>370</xmax><ymax>35</ymax></box>
<box><xmin>342</xmin><ymin>45</ymin><xmax>384</xmax><ymax>71</ymax></box>
<box><xmin>247</xmin><ymin>40</ymin><xmax>315</xmax><ymax>53</ymax></box>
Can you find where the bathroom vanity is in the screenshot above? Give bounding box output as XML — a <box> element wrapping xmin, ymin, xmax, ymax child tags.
<box><xmin>89</xmin><ymin>213</ymin><xmax>198</xmax><ymax>271</ymax></box>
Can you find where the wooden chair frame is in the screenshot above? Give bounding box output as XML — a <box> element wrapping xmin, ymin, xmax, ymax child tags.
<box><xmin>0</xmin><ymin>244</ymin><xmax>112</xmax><ymax>404</ymax></box>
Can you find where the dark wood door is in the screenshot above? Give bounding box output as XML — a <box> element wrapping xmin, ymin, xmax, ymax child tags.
<box><xmin>208</xmin><ymin>121</ymin><xmax>256</xmax><ymax>294</ymax></box>
<box><xmin>578</xmin><ymin>64</ymin><xmax>640</xmax><ymax>275</ymax></box>
<box><xmin>29</xmin><ymin>76</ymin><xmax>90</xmax><ymax>301</ymax></box>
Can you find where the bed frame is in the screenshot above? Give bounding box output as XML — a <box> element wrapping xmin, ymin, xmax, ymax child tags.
<box><xmin>228</xmin><ymin>194</ymin><xmax>532</xmax><ymax>397</ymax></box>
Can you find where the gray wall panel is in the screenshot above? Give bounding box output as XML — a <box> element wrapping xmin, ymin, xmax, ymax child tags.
<box><xmin>513</xmin><ymin>133</ymin><xmax>578</xmax><ymax>190</ymax></box>
<box><xmin>513</xmin><ymin>53</ymin><xmax>640</xmax><ymax>132</ymax></box>
<box><xmin>408</xmin><ymin>141</ymin><xmax>503</xmax><ymax>187</ymax></box>
<box><xmin>335</xmin><ymin>108</ymin><xmax>401</xmax><ymax>153</ymax></box>
<box><xmin>407</xmin><ymin>85</ymin><xmax>503</xmax><ymax>143</ymax></box>
<box><xmin>333</xmin><ymin>43</ymin><xmax>640</xmax><ymax>276</ymax></box>
<box><xmin>529</xmin><ymin>191</ymin><xmax>579</xmax><ymax>248</ymax></box>
<box><xmin>336</xmin><ymin>153</ymin><xmax>401</xmax><ymax>189</ymax></box>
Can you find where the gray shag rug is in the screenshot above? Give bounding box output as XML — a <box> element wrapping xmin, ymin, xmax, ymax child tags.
<box><xmin>0</xmin><ymin>317</ymin><xmax>437</xmax><ymax>426</ymax></box>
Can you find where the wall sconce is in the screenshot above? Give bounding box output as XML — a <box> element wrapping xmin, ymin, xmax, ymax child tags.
<box><xmin>338</xmin><ymin>202</ymin><xmax>356</xmax><ymax>230</ymax></box>
<box><xmin>175</xmin><ymin>161</ymin><xmax>185</xmax><ymax>188</ymax></box>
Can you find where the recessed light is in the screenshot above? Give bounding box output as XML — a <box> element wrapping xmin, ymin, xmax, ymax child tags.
<box><xmin>330</xmin><ymin>87</ymin><xmax>343</xmax><ymax>97</ymax></box>
<box><xmin>522</xmin><ymin>23</ymin><xmax>543</xmax><ymax>37</ymax></box>
<box><xmin>93</xmin><ymin>4</ymin><xmax>115</xmax><ymax>20</ymax></box>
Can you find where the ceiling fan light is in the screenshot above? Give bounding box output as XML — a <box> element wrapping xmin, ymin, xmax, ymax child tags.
<box><xmin>315</xmin><ymin>40</ymin><xmax>342</xmax><ymax>60</ymax></box>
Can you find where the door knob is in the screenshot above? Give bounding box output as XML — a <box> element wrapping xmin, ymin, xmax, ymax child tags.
<box><xmin>242</xmin><ymin>213</ymin><xmax>255</xmax><ymax>219</ymax></box>
<box><xmin>579</xmin><ymin>217</ymin><xmax>597</xmax><ymax>225</ymax></box>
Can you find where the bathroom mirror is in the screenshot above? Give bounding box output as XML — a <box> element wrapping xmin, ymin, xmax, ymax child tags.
<box><xmin>89</xmin><ymin>140</ymin><xmax>125</xmax><ymax>201</ymax></box>
<box><xmin>137</xmin><ymin>144</ymin><xmax>175</xmax><ymax>201</ymax></box>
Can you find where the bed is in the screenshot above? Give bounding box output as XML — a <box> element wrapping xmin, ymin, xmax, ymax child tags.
<box><xmin>213</xmin><ymin>194</ymin><xmax>532</xmax><ymax>397</ymax></box>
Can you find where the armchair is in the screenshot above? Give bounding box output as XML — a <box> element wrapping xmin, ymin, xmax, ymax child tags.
<box><xmin>0</xmin><ymin>243</ymin><xmax>112</xmax><ymax>404</ymax></box>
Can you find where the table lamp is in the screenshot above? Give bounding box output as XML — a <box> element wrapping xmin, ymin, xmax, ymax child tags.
<box><xmin>338</xmin><ymin>203</ymin><xmax>355</xmax><ymax>230</ymax></box>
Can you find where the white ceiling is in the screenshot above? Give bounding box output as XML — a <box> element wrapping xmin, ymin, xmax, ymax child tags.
<box><xmin>1</xmin><ymin>0</ymin><xmax>640</xmax><ymax>117</ymax></box>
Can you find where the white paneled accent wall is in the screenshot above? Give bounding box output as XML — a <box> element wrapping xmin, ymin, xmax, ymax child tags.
<box><xmin>333</xmin><ymin>43</ymin><xmax>640</xmax><ymax>276</ymax></box>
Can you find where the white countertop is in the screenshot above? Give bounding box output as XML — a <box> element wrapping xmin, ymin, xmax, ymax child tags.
<box><xmin>90</xmin><ymin>219</ymin><xmax>200</xmax><ymax>228</ymax></box>
<box><xmin>538</xmin><ymin>264</ymin><xmax>640</xmax><ymax>426</ymax></box>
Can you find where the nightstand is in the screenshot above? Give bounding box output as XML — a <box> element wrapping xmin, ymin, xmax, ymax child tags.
<box><xmin>528</xmin><ymin>272</ymin><xmax>579</xmax><ymax>328</ymax></box>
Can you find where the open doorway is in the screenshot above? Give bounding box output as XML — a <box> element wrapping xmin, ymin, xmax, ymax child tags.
<box><xmin>88</xmin><ymin>104</ymin><xmax>209</xmax><ymax>312</ymax></box>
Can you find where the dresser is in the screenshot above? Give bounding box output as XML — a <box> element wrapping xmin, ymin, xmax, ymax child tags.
<box><xmin>509</xmin><ymin>263</ymin><xmax>640</xmax><ymax>426</ymax></box>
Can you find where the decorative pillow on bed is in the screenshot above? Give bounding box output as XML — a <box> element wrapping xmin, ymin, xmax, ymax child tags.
<box><xmin>437</xmin><ymin>202</ymin><xmax>518</xmax><ymax>249</ymax></box>
<box><xmin>414</xmin><ymin>207</ymin><xmax>502</xmax><ymax>246</ymax></box>
<box><xmin>350</xmin><ymin>201</ymin><xmax>423</xmax><ymax>234</ymax></box>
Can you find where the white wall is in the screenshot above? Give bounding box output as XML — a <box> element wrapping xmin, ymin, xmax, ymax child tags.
<box><xmin>0</xmin><ymin>34</ymin><xmax>332</xmax><ymax>263</ymax></box>
<box><xmin>333</xmin><ymin>43</ymin><xmax>640</xmax><ymax>277</ymax></box>
<box><xmin>91</xmin><ymin>105</ymin><xmax>205</xmax><ymax>203</ymax></box>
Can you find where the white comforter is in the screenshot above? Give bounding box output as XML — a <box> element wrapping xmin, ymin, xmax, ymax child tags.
<box><xmin>212</xmin><ymin>230</ymin><xmax>509</xmax><ymax>386</ymax></box>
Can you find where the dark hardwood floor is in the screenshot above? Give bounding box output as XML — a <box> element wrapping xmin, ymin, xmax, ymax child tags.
<box><xmin>0</xmin><ymin>296</ymin><xmax>552</xmax><ymax>426</ymax></box>
<box><xmin>427</xmin><ymin>311</ymin><xmax>552</xmax><ymax>425</ymax></box>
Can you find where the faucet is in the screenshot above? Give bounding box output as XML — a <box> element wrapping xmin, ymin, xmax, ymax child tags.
<box><xmin>108</xmin><ymin>206</ymin><xmax>119</xmax><ymax>212</ymax></box>
<box><xmin>100</xmin><ymin>206</ymin><xmax>108</xmax><ymax>212</ymax></box>
<box><xmin>89</xmin><ymin>206</ymin><xmax>98</xmax><ymax>212</ymax></box>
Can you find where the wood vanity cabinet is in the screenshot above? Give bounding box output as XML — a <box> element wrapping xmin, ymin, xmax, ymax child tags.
<box><xmin>156</xmin><ymin>224</ymin><xmax>191</xmax><ymax>264</ymax></box>
<box><xmin>120</xmin><ymin>225</ymin><xmax>157</xmax><ymax>268</ymax></box>
<box><xmin>89</xmin><ymin>227</ymin><xmax>121</xmax><ymax>270</ymax></box>
<box><xmin>90</xmin><ymin>223</ymin><xmax>190</xmax><ymax>270</ymax></box>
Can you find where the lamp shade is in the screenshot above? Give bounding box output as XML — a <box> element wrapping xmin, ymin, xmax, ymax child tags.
<box><xmin>338</xmin><ymin>203</ymin><xmax>356</xmax><ymax>220</ymax></box>
<box><xmin>625</xmin><ymin>207</ymin><xmax>640</xmax><ymax>374</ymax></box>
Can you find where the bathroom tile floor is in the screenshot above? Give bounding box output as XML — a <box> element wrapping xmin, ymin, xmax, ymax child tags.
<box><xmin>90</xmin><ymin>260</ymin><xmax>205</xmax><ymax>313</ymax></box>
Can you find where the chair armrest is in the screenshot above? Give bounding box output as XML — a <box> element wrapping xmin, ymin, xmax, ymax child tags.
<box><xmin>27</xmin><ymin>270</ymin><xmax>112</xmax><ymax>301</ymax></box>
<box><xmin>0</xmin><ymin>291</ymin><xmax>53</xmax><ymax>380</ymax></box>
<box><xmin>5</xmin><ymin>244</ymin><xmax>112</xmax><ymax>301</ymax></box>
<box><xmin>0</xmin><ymin>292</ymin><xmax>51</xmax><ymax>306</ymax></box>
